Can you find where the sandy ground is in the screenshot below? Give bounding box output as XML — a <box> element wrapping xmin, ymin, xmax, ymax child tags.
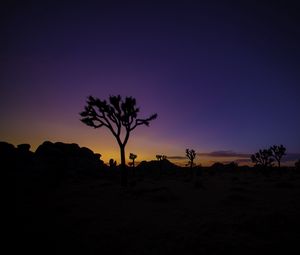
<box><xmin>14</xmin><ymin>169</ymin><xmax>300</xmax><ymax>254</ymax></box>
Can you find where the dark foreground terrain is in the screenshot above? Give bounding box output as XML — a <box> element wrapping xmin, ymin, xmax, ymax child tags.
<box><xmin>14</xmin><ymin>168</ymin><xmax>300</xmax><ymax>255</ymax></box>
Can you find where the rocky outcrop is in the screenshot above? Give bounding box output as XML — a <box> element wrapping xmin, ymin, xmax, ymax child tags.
<box><xmin>35</xmin><ymin>141</ymin><xmax>105</xmax><ymax>178</ymax></box>
<box><xmin>2</xmin><ymin>140</ymin><xmax>106</xmax><ymax>184</ymax></box>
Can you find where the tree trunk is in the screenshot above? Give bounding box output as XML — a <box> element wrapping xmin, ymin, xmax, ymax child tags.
<box><xmin>120</xmin><ymin>145</ymin><xmax>127</xmax><ymax>186</ymax></box>
<box><xmin>132</xmin><ymin>159</ymin><xmax>136</xmax><ymax>178</ymax></box>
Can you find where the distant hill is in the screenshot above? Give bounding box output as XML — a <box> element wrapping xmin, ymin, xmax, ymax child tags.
<box><xmin>137</xmin><ymin>159</ymin><xmax>180</xmax><ymax>171</ymax></box>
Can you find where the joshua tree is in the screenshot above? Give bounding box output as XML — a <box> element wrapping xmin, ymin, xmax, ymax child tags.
<box><xmin>80</xmin><ymin>95</ymin><xmax>157</xmax><ymax>186</ymax></box>
<box><xmin>186</xmin><ymin>149</ymin><xmax>196</xmax><ymax>169</ymax></box>
<box><xmin>129</xmin><ymin>153</ymin><xmax>137</xmax><ymax>168</ymax></box>
<box><xmin>129</xmin><ymin>153</ymin><xmax>137</xmax><ymax>178</ymax></box>
<box><xmin>270</xmin><ymin>145</ymin><xmax>286</xmax><ymax>168</ymax></box>
<box><xmin>251</xmin><ymin>149</ymin><xmax>274</xmax><ymax>167</ymax></box>
<box><xmin>109</xmin><ymin>158</ymin><xmax>116</xmax><ymax>168</ymax></box>
<box><xmin>156</xmin><ymin>154</ymin><xmax>166</xmax><ymax>176</ymax></box>
<box><xmin>156</xmin><ymin>154</ymin><xmax>167</xmax><ymax>161</ymax></box>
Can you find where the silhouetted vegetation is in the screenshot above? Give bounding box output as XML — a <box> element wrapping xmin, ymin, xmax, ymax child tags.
<box><xmin>8</xmin><ymin>139</ymin><xmax>300</xmax><ymax>255</ymax></box>
<box><xmin>251</xmin><ymin>145</ymin><xmax>287</xmax><ymax>169</ymax></box>
<box><xmin>270</xmin><ymin>145</ymin><xmax>286</xmax><ymax>168</ymax></box>
<box><xmin>185</xmin><ymin>149</ymin><xmax>197</xmax><ymax>180</ymax></box>
<box><xmin>109</xmin><ymin>158</ymin><xmax>117</xmax><ymax>169</ymax></box>
<box><xmin>129</xmin><ymin>153</ymin><xmax>137</xmax><ymax>178</ymax></box>
<box><xmin>129</xmin><ymin>153</ymin><xmax>137</xmax><ymax>168</ymax></box>
<box><xmin>251</xmin><ymin>149</ymin><xmax>274</xmax><ymax>168</ymax></box>
<box><xmin>186</xmin><ymin>149</ymin><xmax>196</xmax><ymax>169</ymax></box>
<box><xmin>156</xmin><ymin>154</ymin><xmax>167</xmax><ymax>161</ymax></box>
<box><xmin>80</xmin><ymin>95</ymin><xmax>157</xmax><ymax>186</ymax></box>
<box><xmin>155</xmin><ymin>154</ymin><xmax>167</xmax><ymax>177</ymax></box>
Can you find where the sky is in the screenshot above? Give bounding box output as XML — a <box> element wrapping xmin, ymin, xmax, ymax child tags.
<box><xmin>1</xmin><ymin>0</ymin><xmax>300</xmax><ymax>166</ymax></box>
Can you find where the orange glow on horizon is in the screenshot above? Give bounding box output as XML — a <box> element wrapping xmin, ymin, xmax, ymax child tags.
<box><xmin>4</xmin><ymin>137</ymin><xmax>254</xmax><ymax>167</ymax></box>
<box><xmin>3</xmin><ymin>123</ymin><xmax>295</xmax><ymax>167</ymax></box>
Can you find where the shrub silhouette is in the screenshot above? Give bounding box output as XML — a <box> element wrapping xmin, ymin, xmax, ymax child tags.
<box><xmin>156</xmin><ymin>154</ymin><xmax>167</xmax><ymax>161</ymax></box>
<box><xmin>80</xmin><ymin>95</ymin><xmax>157</xmax><ymax>186</ymax></box>
<box><xmin>251</xmin><ymin>149</ymin><xmax>274</xmax><ymax>168</ymax></box>
<box><xmin>186</xmin><ymin>149</ymin><xmax>196</xmax><ymax>169</ymax></box>
<box><xmin>251</xmin><ymin>145</ymin><xmax>287</xmax><ymax>169</ymax></box>
<box><xmin>270</xmin><ymin>145</ymin><xmax>286</xmax><ymax>168</ymax></box>
<box><xmin>129</xmin><ymin>153</ymin><xmax>137</xmax><ymax>178</ymax></box>
<box><xmin>129</xmin><ymin>153</ymin><xmax>137</xmax><ymax>168</ymax></box>
<box><xmin>155</xmin><ymin>154</ymin><xmax>167</xmax><ymax>177</ymax></box>
<box><xmin>109</xmin><ymin>158</ymin><xmax>117</xmax><ymax>168</ymax></box>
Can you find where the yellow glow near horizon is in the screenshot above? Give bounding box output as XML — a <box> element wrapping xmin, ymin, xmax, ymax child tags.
<box><xmin>3</xmin><ymin>136</ymin><xmax>254</xmax><ymax>167</ymax></box>
<box><xmin>0</xmin><ymin>119</ymin><xmax>273</xmax><ymax>167</ymax></box>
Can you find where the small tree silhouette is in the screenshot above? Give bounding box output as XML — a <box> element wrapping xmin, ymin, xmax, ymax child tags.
<box><xmin>80</xmin><ymin>95</ymin><xmax>157</xmax><ymax>186</ymax></box>
<box><xmin>251</xmin><ymin>149</ymin><xmax>274</xmax><ymax>167</ymax></box>
<box><xmin>156</xmin><ymin>154</ymin><xmax>166</xmax><ymax>177</ymax></box>
<box><xmin>129</xmin><ymin>153</ymin><xmax>137</xmax><ymax>168</ymax></box>
<box><xmin>186</xmin><ymin>149</ymin><xmax>196</xmax><ymax>169</ymax></box>
<box><xmin>156</xmin><ymin>154</ymin><xmax>167</xmax><ymax>161</ymax></box>
<box><xmin>129</xmin><ymin>153</ymin><xmax>137</xmax><ymax>178</ymax></box>
<box><xmin>109</xmin><ymin>158</ymin><xmax>117</xmax><ymax>168</ymax></box>
<box><xmin>270</xmin><ymin>145</ymin><xmax>286</xmax><ymax>168</ymax></box>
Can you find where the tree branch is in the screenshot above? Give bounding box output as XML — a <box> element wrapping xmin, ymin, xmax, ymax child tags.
<box><xmin>130</xmin><ymin>113</ymin><xmax>157</xmax><ymax>131</ymax></box>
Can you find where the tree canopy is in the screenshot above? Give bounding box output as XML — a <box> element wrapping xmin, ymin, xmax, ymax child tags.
<box><xmin>80</xmin><ymin>95</ymin><xmax>157</xmax><ymax>186</ymax></box>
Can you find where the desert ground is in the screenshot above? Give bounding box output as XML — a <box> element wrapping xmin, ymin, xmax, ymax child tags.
<box><xmin>14</xmin><ymin>167</ymin><xmax>300</xmax><ymax>255</ymax></box>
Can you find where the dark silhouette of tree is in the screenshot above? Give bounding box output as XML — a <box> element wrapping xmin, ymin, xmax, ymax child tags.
<box><xmin>80</xmin><ymin>95</ymin><xmax>157</xmax><ymax>186</ymax></box>
<box><xmin>251</xmin><ymin>149</ymin><xmax>274</xmax><ymax>167</ymax></box>
<box><xmin>156</xmin><ymin>154</ymin><xmax>167</xmax><ymax>177</ymax></box>
<box><xmin>270</xmin><ymin>145</ymin><xmax>286</xmax><ymax>168</ymax></box>
<box><xmin>186</xmin><ymin>149</ymin><xmax>196</xmax><ymax>169</ymax></box>
<box><xmin>129</xmin><ymin>153</ymin><xmax>137</xmax><ymax>178</ymax></box>
<box><xmin>129</xmin><ymin>153</ymin><xmax>137</xmax><ymax>168</ymax></box>
<box><xmin>109</xmin><ymin>158</ymin><xmax>117</xmax><ymax>168</ymax></box>
<box><xmin>156</xmin><ymin>154</ymin><xmax>167</xmax><ymax>161</ymax></box>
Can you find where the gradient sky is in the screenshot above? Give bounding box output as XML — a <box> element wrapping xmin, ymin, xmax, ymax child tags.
<box><xmin>1</xmin><ymin>1</ymin><xmax>300</xmax><ymax>166</ymax></box>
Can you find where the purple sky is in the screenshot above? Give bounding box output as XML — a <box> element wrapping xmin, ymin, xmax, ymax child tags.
<box><xmin>1</xmin><ymin>1</ymin><xmax>300</xmax><ymax>165</ymax></box>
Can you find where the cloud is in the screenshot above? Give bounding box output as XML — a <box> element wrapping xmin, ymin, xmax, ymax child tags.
<box><xmin>198</xmin><ymin>150</ymin><xmax>251</xmax><ymax>158</ymax></box>
<box><xmin>166</xmin><ymin>151</ymin><xmax>300</xmax><ymax>166</ymax></box>
<box><xmin>208</xmin><ymin>158</ymin><xmax>252</xmax><ymax>164</ymax></box>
